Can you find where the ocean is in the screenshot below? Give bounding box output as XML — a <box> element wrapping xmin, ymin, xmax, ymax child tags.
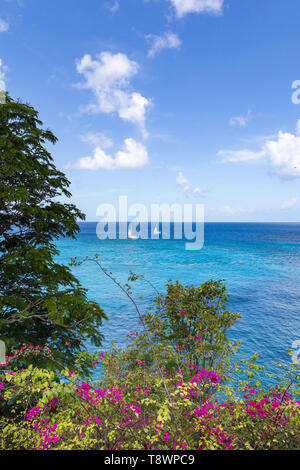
<box><xmin>56</xmin><ymin>222</ymin><xmax>300</xmax><ymax>377</ymax></box>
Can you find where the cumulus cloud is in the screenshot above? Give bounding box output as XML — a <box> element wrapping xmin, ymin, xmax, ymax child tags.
<box><xmin>218</xmin><ymin>123</ymin><xmax>300</xmax><ymax>179</ymax></box>
<box><xmin>167</xmin><ymin>0</ymin><xmax>224</xmax><ymax>18</ymax></box>
<box><xmin>146</xmin><ymin>32</ymin><xmax>181</xmax><ymax>57</ymax></box>
<box><xmin>67</xmin><ymin>138</ymin><xmax>148</xmax><ymax>170</ymax></box>
<box><xmin>81</xmin><ymin>132</ymin><xmax>114</xmax><ymax>149</ymax></box>
<box><xmin>0</xmin><ymin>18</ymin><xmax>9</xmax><ymax>32</ymax></box>
<box><xmin>229</xmin><ymin>110</ymin><xmax>252</xmax><ymax>127</ymax></box>
<box><xmin>281</xmin><ymin>197</ymin><xmax>298</xmax><ymax>209</ymax></box>
<box><xmin>76</xmin><ymin>52</ymin><xmax>150</xmax><ymax>138</ymax></box>
<box><xmin>176</xmin><ymin>171</ymin><xmax>188</xmax><ymax>185</ymax></box>
<box><xmin>0</xmin><ymin>59</ymin><xmax>7</xmax><ymax>91</ymax></box>
<box><xmin>264</xmin><ymin>131</ymin><xmax>300</xmax><ymax>178</ymax></box>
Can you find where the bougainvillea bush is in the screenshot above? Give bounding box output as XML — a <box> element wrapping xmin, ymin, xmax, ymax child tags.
<box><xmin>0</xmin><ymin>336</ymin><xmax>299</xmax><ymax>450</ymax></box>
<box><xmin>0</xmin><ymin>270</ymin><xmax>299</xmax><ymax>450</ymax></box>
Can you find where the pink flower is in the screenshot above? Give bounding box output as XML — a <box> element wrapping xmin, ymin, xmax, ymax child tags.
<box><xmin>26</xmin><ymin>406</ymin><xmax>41</xmax><ymax>420</ymax></box>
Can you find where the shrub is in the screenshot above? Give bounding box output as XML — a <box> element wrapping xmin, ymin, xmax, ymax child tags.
<box><xmin>0</xmin><ymin>324</ymin><xmax>298</xmax><ymax>450</ymax></box>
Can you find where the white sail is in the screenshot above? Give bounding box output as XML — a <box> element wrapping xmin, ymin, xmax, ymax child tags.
<box><xmin>128</xmin><ymin>226</ymin><xmax>138</xmax><ymax>239</ymax></box>
<box><xmin>153</xmin><ymin>224</ymin><xmax>160</xmax><ymax>235</ymax></box>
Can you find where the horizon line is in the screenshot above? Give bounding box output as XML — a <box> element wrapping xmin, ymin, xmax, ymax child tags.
<box><xmin>78</xmin><ymin>221</ymin><xmax>300</xmax><ymax>224</ymax></box>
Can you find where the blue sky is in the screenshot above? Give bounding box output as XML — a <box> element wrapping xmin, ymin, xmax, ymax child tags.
<box><xmin>1</xmin><ymin>0</ymin><xmax>300</xmax><ymax>221</ymax></box>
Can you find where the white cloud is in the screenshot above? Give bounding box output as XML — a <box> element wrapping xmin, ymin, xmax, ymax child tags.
<box><xmin>0</xmin><ymin>18</ymin><xmax>9</xmax><ymax>33</ymax></box>
<box><xmin>281</xmin><ymin>197</ymin><xmax>298</xmax><ymax>209</ymax></box>
<box><xmin>176</xmin><ymin>171</ymin><xmax>188</xmax><ymax>185</ymax></box>
<box><xmin>106</xmin><ymin>1</ymin><xmax>119</xmax><ymax>13</ymax></box>
<box><xmin>81</xmin><ymin>132</ymin><xmax>114</xmax><ymax>149</ymax></box>
<box><xmin>229</xmin><ymin>110</ymin><xmax>252</xmax><ymax>127</ymax></box>
<box><xmin>76</xmin><ymin>52</ymin><xmax>150</xmax><ymax>138</ymax></box>
<box><xmin>218</xmin><ymin>149</ymin><xmax>265</xmax><ymax>163</ymax></box>
<box><xmin>167</xmin><ymin>0</ymin><xmax>224</xmax><ymax>18</ymax></box>
<box><xmin>218</xmin><ymin>123</ymin><xmax>300</xmax><ymax>179</ymax></box>
<box><xmin>146</xmin><ymin>32</ymin><xmax>181</xmax><ymax>57</ymax></box>
<box><xmin>67</xmin><ymin>138</ymin><xmax>148</xmax><ymax>170</ymax></box>
<box><xmin>0</xmin><ymin>59</ymin><xmax>7</xmax><ymax>91</ymax></box>
<box><xmin>176</xmin><ymin>172</ymin><xmax>205</xmax><ymax>195</ymax></box>
<box><xmin>264</xmin><ymin>131</ymin><xmax>300</xmax><ymax>178</ymax></box>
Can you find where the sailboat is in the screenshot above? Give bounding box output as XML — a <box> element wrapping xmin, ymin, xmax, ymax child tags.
<box><xmin>153</xmin><ymin>224</ymin><xmax>161</xmax><ymax>236</ymax></box>
<box><xmin>128</xmin><ymin>226</ymin><xmax>138</xmax><ymax>240</ymax></box>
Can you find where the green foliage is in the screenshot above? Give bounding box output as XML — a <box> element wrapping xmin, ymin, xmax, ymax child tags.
<box><xmin>0</xmin><ymin>97</ymin><xmax>107</xmax><ymax>368</ymax></box>
<box><xmin>142</xmin><ymin>280</ymin><xmax>240</xmax><ymax>387</ymax></box>
<box><xmin>0</xmin><ymin>266</ymin><xmax>298</xmax><ymax>450</ymax></box>
<box><xmin>0</xmin><ymin>341</ymin><xmax>299</xmax><ymax>450</ymax></box>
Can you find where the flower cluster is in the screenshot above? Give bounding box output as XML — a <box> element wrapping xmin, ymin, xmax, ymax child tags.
<box><xmin>0</xmin><ymin>323</ymin><xmax>299</xmax><ymax>451</ymax></box>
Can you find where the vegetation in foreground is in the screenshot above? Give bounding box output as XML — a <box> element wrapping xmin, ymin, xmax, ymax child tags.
<box><xmin>0</xmin><ymin>267</ymin><xmax>299</xmax><ymax>450</ymax></box>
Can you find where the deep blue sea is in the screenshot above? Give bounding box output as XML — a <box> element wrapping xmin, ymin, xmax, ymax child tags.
<box><xmin>56</xmin><ymin>222</ymin><xmax>300</xmax><ymax>377</ymax></box>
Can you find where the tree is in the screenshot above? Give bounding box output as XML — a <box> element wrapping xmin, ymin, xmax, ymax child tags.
<box><xmin>0</xmin><ymin>95</ymin><xmax>107</xmax><ymax>368</ymax></box>
<box><xmin>142</xmin><ymin>280</ymin><xmax>240</xmax><ymax>383</ymax></box>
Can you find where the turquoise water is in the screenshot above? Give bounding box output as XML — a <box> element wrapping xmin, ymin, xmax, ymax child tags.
<box><xmin>56</xmin><ymin>222</ymin><xmax>300</xmax><ymax>374</ymax></box>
